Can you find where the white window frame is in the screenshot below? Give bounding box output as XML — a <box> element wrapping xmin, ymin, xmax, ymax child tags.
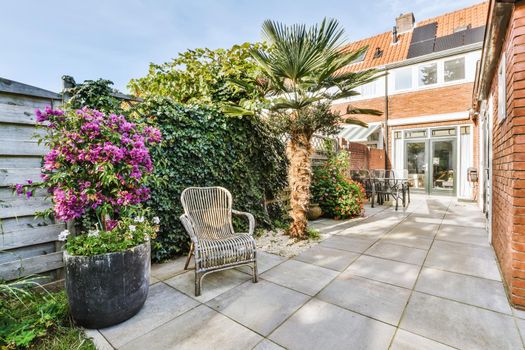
<box><xmin>498</xmin><ymin>54</ymin><xmax>507</xmax><ymax>122</ymax></box>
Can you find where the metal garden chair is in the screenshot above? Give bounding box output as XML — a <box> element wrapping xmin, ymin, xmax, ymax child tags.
<box><xmin>179</xmin><ymin>186</ymin><xmax>258</xmax><ymax>296</ymax></box>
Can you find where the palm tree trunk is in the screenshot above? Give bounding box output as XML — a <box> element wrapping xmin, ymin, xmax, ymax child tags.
<box><xmin>287</xmin><ymin>132</ymin><xmax>313</xmax><ymax>238</ymax></box>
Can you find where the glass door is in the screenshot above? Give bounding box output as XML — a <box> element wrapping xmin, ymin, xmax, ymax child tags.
<box><xmin>405</xmin><ymin>141</ymin><xmax>428</xmax><ymax>192</ymax></box>
<box><xmin>430</xmin><ymin>139</ymin><xmax>456</xmax><ymax>194</ymax></box>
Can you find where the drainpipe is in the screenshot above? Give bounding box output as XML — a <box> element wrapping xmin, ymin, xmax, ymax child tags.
<box><xmin>384</xmin><ymin>68</ymin><xmax>389</xmax><ymax>170</ymax></box>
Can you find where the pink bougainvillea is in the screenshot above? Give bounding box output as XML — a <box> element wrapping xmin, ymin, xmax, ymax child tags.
<box><xmin>17</xmin><ymin>107</ymin><xmax>161</xmax><ymax>228</ymax></box>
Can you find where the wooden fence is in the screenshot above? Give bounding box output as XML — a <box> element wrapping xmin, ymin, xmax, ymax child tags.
<box><xmin>0</xmin><ymin>78</ymin><xmax>64</xmax><ymax>282</ymax></box>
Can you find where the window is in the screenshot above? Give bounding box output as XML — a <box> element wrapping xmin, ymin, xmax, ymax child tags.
<box><xmin>418</xmin><ymin>63</ymin><xmax>437</xmax><ymax>86</ymax></box>
<box><xmin>498</xmin><ymin>54</ymin><xmax>506</xmax><ymax>122</ymax></box>
<box><xmin>444</xmin><ymin>57</ymin><xmax>465</xmax><ymax>82</ymax></box>
<box><xmin>460</xmin><ymin>126</ymin><xmax>470</xmax><ymax>135</ymax></box>
<box><xmin>358</xmin><ymin>81</ymin><xmax>377</xmax><ymax>97</ymax></box>
<box><xmin>394</xmin><ymin>131</ymin><xmax>402</xmax><ymax>139</ymax></box>
<box><xmin>432</xmin><ymin>128</ymin><xmax>456</xmax><ymax>137</ymax></box>
<box><xmin>395</xmin><ymin>67</ymin><xmax>412</xmax><ymax>90</ymax></box>
<box><xmin>405</xmin><ymin>130</ymin><xmax>427</xmax><ymax>139</ymax></box>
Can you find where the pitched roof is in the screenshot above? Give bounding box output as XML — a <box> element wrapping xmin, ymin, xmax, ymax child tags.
<box><xmin>341</xmin><ymin>2</ymin><xmax>488</xmax><ymax>72</ymax></box>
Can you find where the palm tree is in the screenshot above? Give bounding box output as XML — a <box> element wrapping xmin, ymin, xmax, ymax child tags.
<box><xmin>230</xmin><ymin>18</ymin><xmax>382</xmax><ymax>238</ymax></box>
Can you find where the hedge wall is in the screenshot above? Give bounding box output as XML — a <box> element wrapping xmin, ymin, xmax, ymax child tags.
<box><xmin>133</xmin><ymin>97</ymin><xmax>288</xmax><ymax>261</ymax></box>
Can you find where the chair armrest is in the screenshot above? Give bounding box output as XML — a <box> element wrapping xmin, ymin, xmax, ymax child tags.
<box><xmin>180</xmin><ymin>214</ymin><xmax>199</xmax><ymax>244</ymax></box>
<box><xmin>232</xmin><ymin>210</ymin><xmax>255</xmax><ymax>235</ymax></box>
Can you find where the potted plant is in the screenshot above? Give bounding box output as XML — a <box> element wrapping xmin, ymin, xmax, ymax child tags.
<box><xmin>16</xmin><ymin>106</ymin><xmax>161</xmax><ymax>328</ymax></box>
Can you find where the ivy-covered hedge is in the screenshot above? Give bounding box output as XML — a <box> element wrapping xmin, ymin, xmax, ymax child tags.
<box><xmin>133</xmin><ymin>97</ymin><xmax>288</xmax><ymax>261</ymax></box>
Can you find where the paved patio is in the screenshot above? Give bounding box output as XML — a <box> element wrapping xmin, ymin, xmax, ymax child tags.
<box><xmin>87</xmin><ymin>195</ymin><xmax>525</xmax><ymax>350</ymax></box>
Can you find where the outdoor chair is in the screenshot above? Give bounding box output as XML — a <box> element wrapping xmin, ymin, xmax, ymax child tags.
<box><xmin>180</xmin><ymin>186</ymin><xmax>258</xmax><ymax>296</ymax></box>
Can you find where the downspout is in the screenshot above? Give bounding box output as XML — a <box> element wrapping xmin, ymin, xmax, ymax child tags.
<box><xmin>384</xmin><ymin>68</ymin><xmax>389</xmax><ymax>170</ymax></box>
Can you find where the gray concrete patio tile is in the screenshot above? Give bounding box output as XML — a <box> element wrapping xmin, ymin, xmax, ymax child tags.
<box><xmin>441</xmin><ymin>214</ymin><xmax>486</xmax><ymax>228</ymax></box>
<box><xmin>149</xmin><ymin>276</ymin><xmax>160</xmax><ymax>285</ymax></box>
<box><xmin>319</xmin><ymin>234</ymin><xmax>376</xmax><ymax>253</ymax></box>
<box><xmin>380</xmin><ymin>232</ymin><xmax>433</xmax><ymax>250</ymax></box>
<box><xmin>99</xmin><ymin>283</ymin><xmax>199</xmax><ymax>348</ymax></box>
<box><xmin>343</xmin><ymin>255</ymin><xmax>420</xmax><ymax>289</ymax></box>
<box><xmin>513</xmin><ymin>306</ymin><xmax>525</xmax><ymax>320</ymax></box>
<box><xmin>151</xmin><ymin>256</ymin><xmax>187</xmax><ymax>281</ymax></box>
<box><xmin>436</xmin><ymin>224</ymin><xmax>489</xmax><ymax>246</ymax></box>
<box><xmin>415</xmin><ymin>267</ymin><xmax>511</xmax><ymax>314</ymax></box>
<box><xmin>269</xmin><ymin>299</ymin><xmax>395</xmax><ymax>350</ymax></box>
<box><xmin>120</xmin><ymin>305</ymin><xmax>262</xmax><ymax>350</ymax></box>
<box><xmin>165</xmin><ymin>269</ymin><xmax>251</xmax><ymax>302</ymax></box>
<box><xmin>425</xmin><ymin>240</ymin><xmax>501</xmax><ymax>281</ymax></box>
<box><xmin>237</xmin><ymin>251</ymin><xmax>286</xmax><ymax>274</ymax></box>
<box><xmin>388</xmin><ymin>221</ymin><xmax>439</xmax><ymax>239</ymax></box>
<box><xmin>260</xmin><ymin>259</ymin><xmax>338</xmax><ymax>296</ymax></box>
<box><xmin>365</xmin><ymin>241</ymin><xmax>427</xmax><ymax>265</ymax></box>
<box><xmin>253</xmin><ymin>339</ymin><xmax>285</xmax><ymax>350</ymax></box>
<box><xmin>293</xmin><ymin>245</ymin><xmax>359</xmax><ymax>271</ymax></box>
<box><xmin>207</xmin><ymin>279</ymin><xmax>309</xmax><ymax>336</ymax></box>
<box><xmin>317</xmin><ymin>274</ymin><xmax>411</xmax><ymax>325</ymax></box>
<box><xmin>84</xmin><ymin>329</ymin><xmax>114</xmax><ymax>350</ymax></box>
<box><xmin>515</xmin><ymin>318</ymin><xmax>525</xmax><ymax>346</ymax></box>
<box><xmin>400</xmin><ymin>292</ymin><xmax>522</xmax><ymax>350</ymax></box>
<box><xmin>390</xmin><ymin>329</ymin><xmax>455</xmax><ymax>350</ymax></box>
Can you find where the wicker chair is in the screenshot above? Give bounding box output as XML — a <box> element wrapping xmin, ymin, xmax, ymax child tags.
<box><xmin>180</xmin><ymin>186</ymin><xmax>258</xmax><ymax>296</ymax></box>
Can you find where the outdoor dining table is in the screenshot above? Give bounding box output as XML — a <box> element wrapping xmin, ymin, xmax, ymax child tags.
<box><xmin>350</xmin><ymin>170</ymin><xmax>410</xmax><ymax>211</ymax></box>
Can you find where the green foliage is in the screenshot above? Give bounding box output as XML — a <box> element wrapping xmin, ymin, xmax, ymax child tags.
<box><xmin>311</xmin><ymin>152</ymin><xmax>365</xmax><ymax>219</ymax></box>
<box><xmin>0</xmin><ymin>281</ymin><xmax>94</xmax><ymax>349</ymax></box>
<box><xmin>131</xmin><ymin>97</ymin><xmax>288</xmax><ymax>261</ymax></box>
<box><xmin>306</xmin><ymin>227</ymin><xmax>320</xmax><ymax>240</ymax></box>
<box><xmin>65</xmin><ymin>215</ymin><xmax>159</xmax><ymax>256</ymax></box>
<box><xmin>128</xmin><ymin>42</ymin><xmax>266</xmax><ymax>107</ymax></box>
<box><xmin>64</xmin><ymin>78</ymin><xmax>125</xmax><ymax>115</ymax></box>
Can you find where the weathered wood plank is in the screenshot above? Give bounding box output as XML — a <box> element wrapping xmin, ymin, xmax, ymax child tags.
<box><xmin>0</xmin><ymin>197</ymin><xmax>51</xmax><ymax>219</ymax></box>
<box><xmin>0</xmin><ymin>94</ymin><xmax>58</xmax><ymax>109</ymax></box>
<box><xmin>0</xmin><ymin>251</ymin><xmax>63</xmax><ymax>280</ymax></box>
<box><xmin>0</xmin><ymin>156</ymin><xmax>42</xmax><ymax>169</ymax></box>
<box><xmin>0</xmin><ymin>224</ymin><xmax>63</xmax><ymax>250</ymax></box>
<box><xmin>0</xmin><ymin>168</ymin><xmax>42</xmax><ymax>187</ymax></box>
<box><xmin>0</xmin><ymin>140</ymin><xmax>47</xmax><ymax>156</ymax></box>
<box><xmin>0</xmin><ymin>123</ymin><xmax>44</xmax><ymax>141</ymax></box>
<box><xmin>0</xmin><ymin>215</ymin><xmax>52</xmax><ymax>233</ymax></box>
<box><xmin>0</xmin><ymin>103</ymin><xmax>37</xmax><ymax>125</ymax></box>
<box><xmin>0</xmin><ymin>242</ymin><xmax>56</xmax><ymax>264</ymax></box>
<box><xmin>0</xmin><ymin>79</ymin><xmax>61</xmax><ymax>100</ymax></box>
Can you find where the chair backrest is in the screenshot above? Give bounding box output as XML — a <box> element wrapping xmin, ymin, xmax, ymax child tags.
<box><xmin>181</xmin><ymin>187</ymin><xmax>234</xmax><ymax>240</ymax></box>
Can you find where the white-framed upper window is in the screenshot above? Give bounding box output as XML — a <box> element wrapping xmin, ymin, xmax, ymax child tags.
<box><xmin>498</xmin><ymin>54</ymin><xmax>506</xmax><ymax>122</ymax></box>
<box><xmin>444</xmin><ymin>57</ymin><xmax>465</xmax><ymax>82</ymax></box>
<box><xmin>395</xmin><ymin>67</ymin><xmax>412</xmax><ymax>91</ymax></box>
<box><xmin>418</xmin><ymin>62</ymin><xmax>438</xmax><ymax>86</ymax></box>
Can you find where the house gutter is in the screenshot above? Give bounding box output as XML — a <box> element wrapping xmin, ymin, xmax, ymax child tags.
<box><xmin>473</xmin><ymin>0</ymin><xmax>515</xmax><ymax>109</ymax></box>
<box><xmin>384</xmin><ymin>67</ymin><xmax>389</xmax><ymax>169</ymax></box>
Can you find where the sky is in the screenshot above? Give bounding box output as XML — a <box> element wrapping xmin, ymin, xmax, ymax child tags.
<box><xmin>2</xmin><ymin>0</ymin><xmax>483</xmax><ymax>94</ymax></box>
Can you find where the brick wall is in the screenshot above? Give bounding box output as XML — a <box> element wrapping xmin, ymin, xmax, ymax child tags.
<box><xmin>490</xmin><ymin>2</ymin><xmax>525</xmax><ymax>308</ymax></box>
<box><xmin>332</xmin><ymin>82</ymin><xmax>474</xmax><ymax>122</ymax></box>
<box><xmin>347</xmin><ymin>142</ymin><xmax>369</xmax><ymax>169</ymax></box>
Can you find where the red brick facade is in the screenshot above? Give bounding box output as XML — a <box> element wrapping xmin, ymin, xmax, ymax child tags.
<box><xmin>488</xmin><ymin>2</ymin><xmax>525</xmax><ymax>308</ymax></box>
<box><xmin>342</xmin><ymin>142</ymin><xmax>387</xmax><ymax>170</ymax></box>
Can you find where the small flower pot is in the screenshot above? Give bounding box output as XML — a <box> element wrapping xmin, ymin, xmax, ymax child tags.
<box><xmin>63</xmin><ymin>242</ymin><xmax>150</xmax><ymax>329</ymax></box>
<box><xmin>307</xmin><ymin>203</ymin><xmax>323</xmax><ymax>220</ymax></box>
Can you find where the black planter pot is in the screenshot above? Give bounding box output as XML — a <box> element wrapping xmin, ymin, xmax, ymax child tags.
<box><xmin>64</xmin><ymin>242</ymin><xmax>150</xmax><ymax>329</ymax></box>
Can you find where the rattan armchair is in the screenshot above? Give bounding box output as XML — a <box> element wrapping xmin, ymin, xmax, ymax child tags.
<box><xmin>180</xmin><ymin>186</ymin><xmax>258</xmax><ymax>296</ymax></box>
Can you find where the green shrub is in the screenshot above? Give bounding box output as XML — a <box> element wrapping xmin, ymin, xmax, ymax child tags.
<box><xmin>0</xmin><ymin>280</ymin><xmax>94</xmax><ymax>349</ymax></box>
<box><xmin>132</xmin><ymin>97</ymin><xmax>288</xmax><ymax>261</ymax></box>
<box><xmin>311</xmin><ymin>151</ymin><xmax>365</xmax><ymax>220</ymax></box>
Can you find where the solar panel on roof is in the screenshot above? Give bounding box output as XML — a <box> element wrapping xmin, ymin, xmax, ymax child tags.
<box><xmin>411</xmin><ymin>22</ymin><xmax>437</xmax><ymax>43</ymax></box>
<box><xmin>464</xmin><ymin>26</ymin><xmax>485</xmax><ymax>45</ymax></box>
<box><xmin>407</xmin><ymin>40</ymin><xmax>435</xmax><ymax>59</ymax></box>
<box><xmin>434</xmin><ymin>32</ymin><xmax>464</xmax><ymax>52</ymax></box>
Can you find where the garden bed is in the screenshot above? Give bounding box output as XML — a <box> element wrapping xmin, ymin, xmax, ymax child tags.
<box><xmin>255</xmin><ymin>228</ymin><xmax>329</xmax><ymax>258</ymax></box>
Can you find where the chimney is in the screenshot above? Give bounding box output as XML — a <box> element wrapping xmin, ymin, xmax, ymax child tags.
<box><xmin>392</xmin><ymin>26</ymin><xmax>398</xmax><ymax>44</ymax></box>
<box><xmin>396</xmin><ymin>12</ymin><xmax>415</xmax><ymax>33</ymax></box>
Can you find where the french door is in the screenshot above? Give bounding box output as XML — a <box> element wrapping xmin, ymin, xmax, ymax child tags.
<box><xmin>405</xmin><ymin>139</ymin><xmax>456</xmax><ymax>195</ymax></box>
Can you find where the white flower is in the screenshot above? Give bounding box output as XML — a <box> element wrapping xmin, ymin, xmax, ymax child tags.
<box><xmin>88</xmin><ymin>229</ymin><xmax>100</xmax><ymax>237</ymax></box>
<box><xmin>128</xmin><ymin>225</ymin><xmax>136</xmax><ymax>232</ymax></box>
<box><xmin>152</xmin><ymin>216</ymin><xmax>160</xmax><ymax>225</ymax></box>
<box><xmin>58</xmin><ymin>229</ymin><xmax>70</xmax><ymax>241</ymax></box>
<box><xmin>134</xmin><ymin>216</ymin><xmax>145</xmax><ymax>223</ymax></box>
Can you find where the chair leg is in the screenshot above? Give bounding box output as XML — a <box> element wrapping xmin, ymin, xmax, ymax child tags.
<box><xmin>184</xmin><ymin>242</ymin><xmax>194</xmax><ymax>270</ymax></box>
<box><xmin>252</xmin><ymin>261</ymin><xmax>258</xmax><ymax>283</ymax></box>
<box><xmin>195</xmin><ymin>271</ymin><xmax>202</xmax><ymax>297</ymax></box>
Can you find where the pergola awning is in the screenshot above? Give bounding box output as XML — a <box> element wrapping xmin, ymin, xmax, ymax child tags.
<box><xmin>338</xmin><ymin>124</ymin><xmax>380</xmax><ymax>142</ymax></box>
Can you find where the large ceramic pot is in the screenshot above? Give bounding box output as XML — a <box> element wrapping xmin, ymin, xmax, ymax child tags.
<box><xmin>64</xmin><ymin>242</ymin><xmax>150</xmax><ymax>329</ymax></box>
<box><xmin>307</xmin><ymin>203</ymin><xmax>323</xmax><ymax>220</ymax></box>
